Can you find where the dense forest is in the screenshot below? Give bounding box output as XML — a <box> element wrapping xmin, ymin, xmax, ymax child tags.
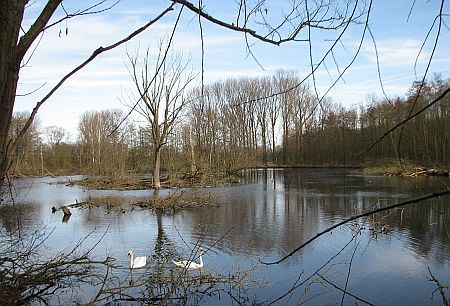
<box><xmin>9</xmin><ymin>73</ymin><xmax>449</xmax><ymax>177</ymax></box>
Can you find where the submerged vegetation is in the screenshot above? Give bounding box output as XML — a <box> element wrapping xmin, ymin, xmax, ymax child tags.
<box><xmin>70</xmin><ymin>171</ymin><xmax>243</xmax><ymax>190</ymax></box>
<box><xmin>61</xmin><ymin>192</ymin><xmax>222</xmax><ymax>213</ymax></box>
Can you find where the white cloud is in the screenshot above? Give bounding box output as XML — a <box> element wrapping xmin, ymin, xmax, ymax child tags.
<box><xmin>13</xmin><ymin>2</ymin><xmax>450</xmax><ymax>136</ymax></box>
<box><xmin>363</xmin><ymin>38</ymin><xmax>429</xmax><ymax>67</ymax></box>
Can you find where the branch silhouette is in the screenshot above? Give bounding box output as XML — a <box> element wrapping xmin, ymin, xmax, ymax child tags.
<box><xmin>261</xmin><ymin>189</ymin><xmax>450</xmax><ymax>265</ymax></box>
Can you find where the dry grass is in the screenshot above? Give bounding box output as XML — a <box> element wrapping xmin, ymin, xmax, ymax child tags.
<box><xmin>69</xmin><ymin>192</ymin><xmax>222</xmax><ymax>213</ymax></box>
<box><xmin>132</xmin><ymin>192</ymin><xmax>220</xmax><ymax>212</ymax></box>
<box><xmin>72</xmin><ymin>176</ymin><xmax>154</xmax><ymax>190</ymax></box>
<box><xmin>360</xmin><ymin>158</ymin><xmax>428</xmax><ymax>176</ymax></box>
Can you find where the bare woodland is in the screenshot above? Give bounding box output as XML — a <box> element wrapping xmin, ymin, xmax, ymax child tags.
<box><xmin>1</xmin><ymin>1</ymin><xmax>449</xmax><ymax>186</ymax></box>
<box><xmin>7</xmin><ymin>73</ymin><xmax>450</xmax><ymax>178</ymax></box>
<box><xmin>1</xmin><ymin>0</ymin><xmax>450</xmax><ymax>304</ymax></box>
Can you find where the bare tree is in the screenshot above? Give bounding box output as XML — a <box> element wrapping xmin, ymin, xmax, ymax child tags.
<box><xmin>0</xmin><ymin>0</ymin><xmax>174</xmax><ymax>189</ymax></box>
<box><xmin>127</xmin><ymin>42</ymin><xmax>196</xmax><ymax>189</ymax></box>
<box><xmin>78</xmin><ymin>110</ymin><xmax>128</xmax><ymax>175</ymax></box>
<box><xmin>44</xmin><ymin>126</ymin><xmax>66</xmax><ymax>146</ymax></box>
<box><xmin>8</xmin><ymin>112</ymin><xmax>41</xmax><ymax>176</ymax></box>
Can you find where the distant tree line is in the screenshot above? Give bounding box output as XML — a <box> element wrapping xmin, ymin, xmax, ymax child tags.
<box><xmin>8</xmin><ymin>73</ymin><xmax>449</xmax><ymax>177</ymax></box>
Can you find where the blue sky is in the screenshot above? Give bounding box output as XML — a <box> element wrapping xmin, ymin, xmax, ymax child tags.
<box><xmin>15</xmin><ymin>0</ymin><xmax>450</xmax><ymax>139</ymax></box>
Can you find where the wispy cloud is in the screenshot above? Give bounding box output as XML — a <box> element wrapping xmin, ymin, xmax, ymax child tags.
<box><xmin>363</xmin><ymin>38</ymin><xmax>429</xmax><ymax>67</ymax></box>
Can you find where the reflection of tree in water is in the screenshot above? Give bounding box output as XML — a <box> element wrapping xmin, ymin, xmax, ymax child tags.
<box><xmin>152</xmin><ymin>190</ymin><xmax>177</xmax><ymax>262</ymax></box>
<box><xmin>152</xmin><ymin>210</ymin><xmax>177</xmax><ymax>266</ymax></box>
<box><xmin>0</xmin><ymin>202</ymin><xmax>39</xmax><ymax>233</ymax></box>
<box><xmin>121</xmin><ymin>190</ymin><xmax>258</xmax><ymax>305</ymax></box>
<box><xmin>381</xmin><ymin>200</ymin><xmax>450</xmax><ymax>263</ymax></box>
<box><xmin>272</xmin><ymin>169</ymin><xmax>450</xmax><ymax>261</ymax></box>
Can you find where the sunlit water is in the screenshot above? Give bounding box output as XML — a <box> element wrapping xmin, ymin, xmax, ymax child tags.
<box><xmin>1</xmin><ymin>168</ymin><xmax>449</xmax><ymax>305</ymax></box>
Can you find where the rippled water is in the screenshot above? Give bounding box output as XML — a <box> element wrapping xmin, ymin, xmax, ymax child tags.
<box><xmin>1</xmin><ymin>168</ymin><xmax>449</xmax><ymax>305</ymax></box>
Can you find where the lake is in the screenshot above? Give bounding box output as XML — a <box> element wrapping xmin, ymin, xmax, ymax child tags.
<box><xmin>1</xmin><ymin>168</ymin><xmax>449</xmax><ymax>305</ymax></box>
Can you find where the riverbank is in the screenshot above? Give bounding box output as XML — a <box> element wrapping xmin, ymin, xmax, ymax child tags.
<box><xmin>357</xmin><ymin>158</ymin><xmax>449</xmax><ymax>177</ymax></box>
<box><xmin>66</xmin><ymin>160</ymin><xmax>448</xmax><ymax>191</ymax></box>
<box><xmin>239</xmin><ymin>160</ymin><xmax>449</xmax><ymax>177</ymax></box>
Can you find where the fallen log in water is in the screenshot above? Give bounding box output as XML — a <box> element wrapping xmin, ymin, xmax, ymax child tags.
<box><xmin>51</xmin><ymin>205</ymin><xmax>72</xmax><ymax>222</ymax></box>
<box><xmin>61</xmin><ymin>206</ymin><xmax>71</xmax><ymax>216</ymax></box>
<box><xmin>52</xmin><ymin>203</ymin><xmax>81</xmax><ymax>214</ymax></box>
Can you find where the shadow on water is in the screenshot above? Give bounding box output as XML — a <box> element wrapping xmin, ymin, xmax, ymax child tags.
<box><xmin>1</xmin><ymin>169</ymin><xmax>449</xmax><ymax>304</ymax></box>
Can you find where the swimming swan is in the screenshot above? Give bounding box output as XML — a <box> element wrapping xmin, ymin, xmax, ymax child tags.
<box><xmin>127</xmin><ymin>250</ymin><xmax>146</xmax><ymax>269</ymax></box>
<box><xmin>172</xmin><ymin>250</ymin><xmax>204</xmax><ymax>269</ymax></box>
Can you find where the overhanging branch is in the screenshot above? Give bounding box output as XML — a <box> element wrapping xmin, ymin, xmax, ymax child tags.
<box><xmin>261</xmin><ymin>189</ymin><xmax>450</xmax><ymax>265</ymax></box>
<box><xmin>10</xmin><ymin>4</ymin><xmax>175</xmax><ymax>160</ymax></box>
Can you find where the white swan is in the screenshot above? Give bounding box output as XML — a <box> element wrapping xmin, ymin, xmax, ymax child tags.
<box><xmin>127</xmin><ymin>250</ymin><xmax>146</xmax><ymax>269</ymax></box>
<box><xmin>172</xmin><ymin>250</ymin><xmax>204</xmax><ymax>269</ymax></box>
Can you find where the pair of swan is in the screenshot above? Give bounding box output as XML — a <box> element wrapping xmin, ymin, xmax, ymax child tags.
<box><xmin>127</xmin><ymin>249</ymin><xmax>205</xmax><ymax>270</ymax></box>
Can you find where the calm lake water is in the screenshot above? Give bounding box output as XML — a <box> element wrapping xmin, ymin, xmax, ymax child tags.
<box><xmin>1</xmin><ymin>168</ymin><xmax>449</xmax><ymax>305</ymax></box>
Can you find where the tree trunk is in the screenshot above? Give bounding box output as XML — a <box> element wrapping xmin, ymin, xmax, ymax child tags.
<box><xmin>189</xmin><ymin>125</ymin><xmax>196</xmax><ymax>173</ymax></box>
<box><xmin>0</xmin><ymin>1</ymin><xmax>27</xmax><ymax>189</ymax></box>
<box><xmin>153</xmin><ymin>147</ymin><xmax>161</xmax><ymax>189</ymax></box>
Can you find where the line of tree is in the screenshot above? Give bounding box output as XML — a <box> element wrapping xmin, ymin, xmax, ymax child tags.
<box><xmin>185</xmin><ymin>72</ymin><xmax>449</xmax><ymax>168</ymax></box>
<box><xmin>8</xmin><ymin>73</ymin><xmax>449</xmax><ymax>178</ymax></box>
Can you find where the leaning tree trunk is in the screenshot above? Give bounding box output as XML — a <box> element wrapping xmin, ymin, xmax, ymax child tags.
<box><xmin>0</xmin><ymin>0</ymin><xmax>27</xmax><ymax>190</ymax></box>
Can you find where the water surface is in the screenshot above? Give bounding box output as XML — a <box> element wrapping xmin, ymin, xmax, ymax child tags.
<box><xmin>1</xmin><ymin>168</ymin><xmax>449</xmax><ymax>305</ymax></box>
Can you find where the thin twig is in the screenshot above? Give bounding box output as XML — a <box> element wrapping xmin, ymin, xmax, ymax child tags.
<box><xmin>10</xmin><ymin>4</ymin><xmax>175</xmax><ymax>169</ymax></box>
<box><xmin>262</xmin><ymin>189</ymin><xmax>450</xmax><ymax>265</ymax></box>
<box><xmin>316</xmin><ymin>272</ymin><xmax>375</xmax><ymax>306</ymax></box>
<box><xmin>341</xmin><ymin>241</ymin><xmax>360</xmax><ymax>305</ymax></box>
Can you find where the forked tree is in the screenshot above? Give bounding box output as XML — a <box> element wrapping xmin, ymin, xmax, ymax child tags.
<box><xmin>126</xmin><ymin>42</ymin><xmax>196</xmax><ymax>189</ymax></box>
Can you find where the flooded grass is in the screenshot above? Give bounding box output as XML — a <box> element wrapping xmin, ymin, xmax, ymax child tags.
<box><xmin>69</xmin><ymin>172</ymin><xmax>243</xmax><ymax>190</ymax></box>
<box><xmin>67</xmin><ymin>192</ymin><xmax>223</xmax><ymax>213</ymax></box>
<box><xmin>132</xmin><ymin>192</ymin><xmax>220</xmax><ymax>212</ymax></box>
<box><xmin>70</xmin><ymin>176</ymin><xmax>154</xmax><ymax>190</ymax></box>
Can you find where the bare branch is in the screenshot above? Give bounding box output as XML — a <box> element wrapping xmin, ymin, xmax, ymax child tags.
<box><xmin>396</xmin><ymin>0</ymin><xmax>445</xmax><ymax>169</ymax></box>
<box><xmin>359</xmin><ymin>86</ymin><xmax>450</xmax><ymax>155</ymax></box>
<box><xmin>43</xmin><ymin>0</ymin><xmax>120</xmax><ymax>31</ymax></box>
<box><xmin>17</xmin><ymin>0</ymin><xmax>62</xmax><ymax>61</ymax></box>
<box><xmin>172</xmin><ymin>0</ymin><xmax>282</xmax><ymax>45</ymax></box>
<box><xmin>15</xmin><ymin>82</ymin><xmax>46</xmax><ymax>97</ymax></box>
<box><xmin>427</xmin><ymin>267</ymin><xmax>449</xmax><ymax>306</ymax></box>
<box><xmin>110</xmin><ymin>5</ymin><xmax>184</xmax><ymax>136</ymax></box>
<box><xmin>262</xmin><ymin>189</ymin><xmax>450</xmax><ymax>265</ymax></box>
<box><xmin>316</xmin><ymin>272</ymin><xmax>375</xmax><ymax>306</ymax></box>
<box><xmin>10</xmin><ymin>4</ymin><xmax>175</xmax><ymax>162</ymax></box>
